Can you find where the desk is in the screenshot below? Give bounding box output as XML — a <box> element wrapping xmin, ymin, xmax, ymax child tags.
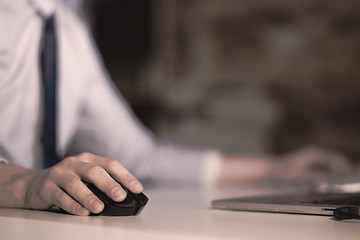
<box><xmin>1</xmin><ymin>186</ymin><xmax>359</xmax><ymax>240</ymax></box>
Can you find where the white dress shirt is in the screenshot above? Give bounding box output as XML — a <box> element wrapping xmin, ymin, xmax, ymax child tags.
<box><xmin>0</xmin><ymin>0</ymin><xmax>221</xmax><ymax>186</ymax></box>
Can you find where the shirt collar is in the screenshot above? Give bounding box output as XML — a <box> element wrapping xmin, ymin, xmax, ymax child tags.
<box><xmin>27</xmin><ymin>0</ymin><xmax>56</xmax><ymax>18</ymax></box>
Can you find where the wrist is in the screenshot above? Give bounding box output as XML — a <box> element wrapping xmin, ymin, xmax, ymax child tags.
<box><xmin>0</xmin><ymin>165</ymin><xmax>34</xmax><ymax>208</ymax></box>
<box><xmin>219</xmin><ymin>155</ymin><xmax>274</xmax><ymax>184</ymax></box>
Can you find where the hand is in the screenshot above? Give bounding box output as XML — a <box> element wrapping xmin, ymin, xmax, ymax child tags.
<box><xmin>24</xmin><ymin>152</ymin><xmax>143</xmax><ymax>216</ymax></box>
<box><xmin>273</xmin><ymin>146</ymin><xmax>356</xmax><ymax>183</ymax></box>
<box><xmin>219</xmin><ymin>146</ymin><xmax>356</xmax><ymax>185</ymax></box>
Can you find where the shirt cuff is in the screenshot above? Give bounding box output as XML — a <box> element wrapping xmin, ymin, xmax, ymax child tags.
<box><xmin>200</xmin><ymin>150</ymin><xmax>223</xmax><ymax>189</ymax></box>
<box><xmin>0</xmin><ymin>157</ymin><xmax>8</xmax><ymax>164</ymax></box>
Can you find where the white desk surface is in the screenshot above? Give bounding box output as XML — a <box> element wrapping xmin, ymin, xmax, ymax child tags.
<box><xmin>1</xmin><ymin>185</ymin><xmax>359</xmax><ymax>240</ymax></box>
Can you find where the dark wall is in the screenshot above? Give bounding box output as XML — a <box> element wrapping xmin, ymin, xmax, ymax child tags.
<box><xmin>92</xmin><ymin>0</ymin><xmax>153</xmax><ymax>82</ymax></box>
<box><xmin>87</xmin><ymin>0</ymin><xmax>360</xmax><ymax>159</ymax></box>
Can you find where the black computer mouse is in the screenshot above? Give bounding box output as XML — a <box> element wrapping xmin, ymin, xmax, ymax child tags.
<box><xmin>85</xmin><ymin>182</ymin><xmax>149</xmax><ymax>216</ymax></box>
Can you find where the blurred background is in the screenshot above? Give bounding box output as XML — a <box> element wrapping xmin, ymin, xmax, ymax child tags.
<box><xmin>75</xmin><ymin>0</ymin><xmax>360</xmax><ymax>160</ymax></box>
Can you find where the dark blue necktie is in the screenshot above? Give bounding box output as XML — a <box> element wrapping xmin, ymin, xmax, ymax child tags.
<box><xmin>41</xmin><ymin>15</ymin><xmax>59</xmax><ymax>168</ymax></box>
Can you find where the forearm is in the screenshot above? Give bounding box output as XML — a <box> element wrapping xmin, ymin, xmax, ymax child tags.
<box><xmin>219</xmin><ymin>155</ymin><xmax>274</xmax><ymax>185</ymax></box>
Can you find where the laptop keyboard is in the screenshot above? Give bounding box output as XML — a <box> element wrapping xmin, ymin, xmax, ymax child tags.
<box><xmin>305</xmin><ymin>199</ymin><xmax>360</xmax><ymax>206</ymax></box>
<box><xmin>301</xmin><ymin>193</ymin><xmax>360</xmax><ymax>206</ymax></box>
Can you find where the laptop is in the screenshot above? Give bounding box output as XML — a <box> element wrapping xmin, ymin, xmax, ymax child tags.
<box><xmin>212</xmin><ymin>182</ymin><xmax>360</xmax><ymax>216</ymax></box>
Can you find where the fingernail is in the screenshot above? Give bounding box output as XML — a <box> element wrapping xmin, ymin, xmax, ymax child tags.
<box><xmin>114</xmin><ymin>189</ymin><xmax>126</xmax><ymax>201</ymax></box>
<box><xmin>132</xmin><ymin>182</ymin><xmax>143</xmax><ymax>192</ymax></box>
<box><xmin>79</xmin><ymin>207</ymin><xmax>90</xmax><ymax>216</ymax></box>
<box><xmin>90</xmin><ymin>199</ymin><xmax>104</xmax><ymax>213</ymax></box>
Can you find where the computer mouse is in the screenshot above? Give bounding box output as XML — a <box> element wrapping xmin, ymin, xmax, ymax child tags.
<box><xmin>85</xmin><ymin>182</ymin><xmax>149</xmax><ymax>216</ymax></box>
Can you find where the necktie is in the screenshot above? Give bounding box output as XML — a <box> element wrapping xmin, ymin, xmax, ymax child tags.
<box><xmin>41</xmin><ymin>15</ymin><xmax>59</xmax><ymax>168</ymax></box>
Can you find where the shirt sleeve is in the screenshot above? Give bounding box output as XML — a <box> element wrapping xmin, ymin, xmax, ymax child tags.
<box><xmin>66</xmin><ymin>16</ymin><xmax>223</xmax><ymax>187</ymax></box>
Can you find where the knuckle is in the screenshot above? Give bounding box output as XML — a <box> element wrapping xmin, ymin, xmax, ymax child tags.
<box><xmin>107</xmin><ymin>159</ymin><xmax>122</xmax><ymax>170</ymax></box>
<box><xmin>122</xmin><ymin>171</ymin><xmax>133</xmax><ymax>180</ymax></box>
<box><xmin>53</xmin><ymin>190</ymin><xmax>67</xmax><ymax>205</ymax></box>
<box><xmin>78</xmin><ymin>152</ymin><xmax>93</xmax><ymax>160</ymax></box>
<box><xmin>87</xmin><ymin>165</ymin><xmax>104</xmax><ymax>176</ymax></box>
<box><xmin>63</xmin><ymin>156</ymin><xmax>77</xmax><ymax>165</ymax></box>
<box><xmin>48</xmin><ymin>167</ymin><xmax>61</xmax><ymax>181</ymax></box>
<box><xmin>64</xmin><ymin>177</ymin><xmax>79</xmax><ymax>193</ymax></box>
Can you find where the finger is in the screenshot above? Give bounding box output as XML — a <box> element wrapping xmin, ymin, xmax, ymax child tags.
<box><xmin>56</xmin><ymin>174</ymin><xmax>104</xmax><ymax>214</ymax></box>
<box><xmin>50</xmin><ymin>185</ymin><xmax>90</xmax><ymax>216</ymax></box>
<box><xmin>102</xmin><ymin>160</ymin><xmax>143</xmax><ymax>194</ymax></box>
<box><xmin>78</xmin><ymin>153</ymin><xmax>143</xmax><ymax>194</ymax></box>
<box><xmin>76</xmin><ymin>162</ymin><xmax>127</xmax><ymax>202</ymax></box>
<box><xmin>303</xmin><ymin>153</ymin><xmax>352</xmax><ymax>175</ymax></box>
